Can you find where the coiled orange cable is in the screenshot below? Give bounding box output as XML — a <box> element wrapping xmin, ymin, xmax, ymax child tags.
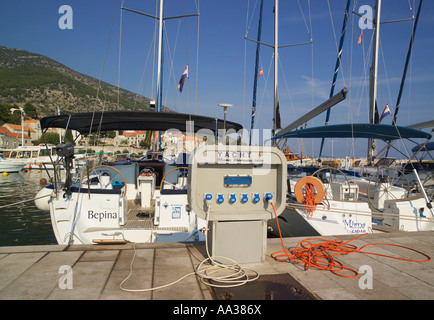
<box><xmin>303</xmin><ymin>183</ymin><xmax>316</xmax><ymax>219</ymax></box>
<box><xmin>270</xmin><ymin>202</ymin><xmax>431</xmax><ymax>278</ymax></box>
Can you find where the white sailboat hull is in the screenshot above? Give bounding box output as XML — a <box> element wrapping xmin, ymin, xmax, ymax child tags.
<box><xmin>0</xmin><ymin>161</ymin><xmax>26</xmax><ymax>173</ymax></box>
<box><xmin>48</xmin><ymin>188</ymin><xmax>206</xmax><ymax>245</ymax></box>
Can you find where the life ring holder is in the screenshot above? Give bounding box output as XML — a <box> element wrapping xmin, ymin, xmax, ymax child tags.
<box><xmin>294</xmin><ymin>176</ymin><xmax>325</xmax><ymax>219</ymax></box>
<box><xmin>294</xmin><ymin>176</ymin><xmax>325</xmax><ymax>204</ymax></box>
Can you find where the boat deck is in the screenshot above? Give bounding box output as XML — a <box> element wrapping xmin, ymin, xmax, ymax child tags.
<box><xmin>0</xmin><ymin>230</ymin><xmax>433</xmax><ymax>303</ymax></box>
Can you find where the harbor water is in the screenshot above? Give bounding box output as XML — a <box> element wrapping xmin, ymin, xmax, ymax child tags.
<box><xmin>0</xmin><ymin>170</ymin><xmax>56</xmax><ymax>246</ymax></box>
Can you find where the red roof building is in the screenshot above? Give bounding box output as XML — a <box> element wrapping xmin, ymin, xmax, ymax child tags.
<box><xmin>0</xmin><ymin>126</ymin><xmax>32</xmax><ymax>148</ymax></box>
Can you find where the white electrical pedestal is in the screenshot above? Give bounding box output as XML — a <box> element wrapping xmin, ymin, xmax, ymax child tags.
<box><xmin>188</xmin><ymin>145</ymin><xmax>287</xmax><ymax>263</ymax></box>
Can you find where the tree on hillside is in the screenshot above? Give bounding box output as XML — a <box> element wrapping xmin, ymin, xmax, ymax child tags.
<box><xmin>64</xmin><ymin>129</ymin><xmax>74</xmax><ymax>143</ymax></box>
<box><xmin>24</xmin><ymin>102</ymin><xmax>38</xmax><ymax>119</ymax></box>
<box><xmin>0</xmin><ymin>103</ymin><xmax>12</xmax><ymax>125</ymax></box>
<box><xmin>5</xmin><ymin>104</ymin><xmax>22</xmax><ymax>125</ymax></box>
<box><xmin>36</xmin><ymin>132</ymin><xmax>60</xmax><ymax>145</ymax></box>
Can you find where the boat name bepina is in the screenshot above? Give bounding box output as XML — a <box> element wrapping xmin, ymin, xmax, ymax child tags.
<box><xmin>88</xmin><ymin>210</ymin><xmax>118</xmax><ymax>222</ymax></box>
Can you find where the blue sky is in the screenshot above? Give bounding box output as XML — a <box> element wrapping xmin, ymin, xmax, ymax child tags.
<box><xmin>0</xmin><ymin>0</ymin><xmax>433</xmax><ymax>158</ymax></box>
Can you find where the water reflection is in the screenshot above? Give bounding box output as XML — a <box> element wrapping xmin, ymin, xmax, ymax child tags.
<box><xmin>0</xmin><ymin>170</ymin><xmax>56</xmax><ymax>246</ymax></box>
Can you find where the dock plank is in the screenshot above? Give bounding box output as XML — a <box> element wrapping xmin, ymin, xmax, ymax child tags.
<box><xmin>0</xmin><ymin>252</ymin><xmax>47</xmax><ymax>293</ymax></box>
<box><xmin>101</xmin><ymin>248</ymin><xmax>154</xmax><ymax>300</ymax></box>
<box><xmin>152</xmin><ymin>247</ymin><xmax>204</xmax><ymax>300</ymax></box>
<box><xmin>0</xmin><ymin>251</ymin><xmax>82</xmax><ymax>300</ymax></box>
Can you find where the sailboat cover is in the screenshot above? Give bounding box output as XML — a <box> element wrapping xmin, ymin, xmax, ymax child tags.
<box><xmin>273</xmin><ymin>123</ymin><xmax>432</xmax><ymax>141</ymax></box>
<box><xmin>40</xmin><ymin>111</ymin><xmax>243</xmax><ymax>134</ymax></box>
<box><xmin>411</xmin><ymin>142</ymin><xmax>434</xmax><ymax>153</ymax></box>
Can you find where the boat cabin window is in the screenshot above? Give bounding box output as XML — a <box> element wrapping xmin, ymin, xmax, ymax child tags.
<box><xmin>40</xmin><ymin>148</ymin><xmax>56</xmax><ymax>157</ymax></box>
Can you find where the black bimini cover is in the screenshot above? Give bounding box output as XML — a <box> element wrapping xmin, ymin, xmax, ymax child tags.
<box><xmin>40</xmin><ymin>111</ymin><xmax>243</xmax><ymax>134</ymax></box>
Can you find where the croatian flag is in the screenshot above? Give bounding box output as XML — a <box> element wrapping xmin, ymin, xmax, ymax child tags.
<box><xmin>357</xmin><ymin>29</ymin><xmax>363</xmax><ymax>44</ymax></box>
<box><xmin>177</xmin><ymin>65</ymin><xmax>188</xmax><ymax>92</ymax></box>
<box><xmin>257</xmin><ymin>67</ymin><xmax>264</xmax><ymax>78</ymax></box>
<box><xmin>380</xmin><ymin>104</ymin><xmax>391</xmax><ymax>122</ymax></box>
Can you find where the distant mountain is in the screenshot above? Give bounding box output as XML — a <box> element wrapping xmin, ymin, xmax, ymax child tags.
<box><xmin>0</xmin><ymin>46</ymin><xmax>159</xmax><ymax>117</ymax></box>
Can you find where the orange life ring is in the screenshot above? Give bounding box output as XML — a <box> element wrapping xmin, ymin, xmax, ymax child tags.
<box><xmin>294</xmin><ymin>176</ymin><xmax>325</xmax><ymax>204</ymax></box>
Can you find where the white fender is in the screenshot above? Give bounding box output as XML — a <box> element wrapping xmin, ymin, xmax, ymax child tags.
<box><xmin>34</xmin><ymin>186</ymin><xmax>53</xmax><ymax>211</ymax></box>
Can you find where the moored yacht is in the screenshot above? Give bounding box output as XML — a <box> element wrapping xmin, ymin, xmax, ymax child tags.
<box><xmin>34</xmin><ymin>110</ymin><xmax>243</xmax><ymax>245</ymax></box>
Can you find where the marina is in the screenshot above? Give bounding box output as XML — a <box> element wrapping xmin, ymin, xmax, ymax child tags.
<box><xmin>0</xmin><ymin>0</ymin><xmax>433</xmax><ymax>305</ymax></box>
<box><xmin>0</xmin><ymin>230</ymin><xmax>432</xmax><ymax>300</ymax></box>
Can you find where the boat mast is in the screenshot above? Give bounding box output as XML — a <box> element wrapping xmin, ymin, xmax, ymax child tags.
<box><xmin>156</xmin><ymin>0</ymin><xmax>164</xmax><ymax>114</ymax></box>
<box><xmin>249</xmin><ymin>0</ymin><xmax>264</xmax><ymax>144</ymax></box>
<box><xmin>155</xmin><ymin>0</ymin><xmax>165</xmax><ymax>150</ymax></box>
<box><xmin>121</xmin><ymin>0</ymin><xmax>199</xmax><ymax>151</ymax></box>
<box><xmin>273</xmin><ymin>0</ymin><xmax>279</xmax><ymax>143</ymax></box>
<box><xmin>319</xmin><ymin>0</ymin><xmax>352</xmax><ymax>158</ymax></box>
<box><xmin>392</xmin><ymin>0</ymin><xmax>423</xmax><ymax>125</ymax></box>
<box><xmin>367</xmin><ymin>0</ymin><xmax>382</xmax><ymax>166</ymax></box>
<box><xmin>247</xmin><ymin>0</ymin><xmax>312</xmax><ymax>143</ymax></box>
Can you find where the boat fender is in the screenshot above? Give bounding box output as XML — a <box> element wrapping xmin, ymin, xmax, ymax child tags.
<box><xmin>34</xmin><ymin>185</ymin><xmax>53</xmax><ymax>211</ymax></box>
<box><xmin>294</xmin><ymin>176</ymin><xmax>325</xmax><ymax>204</ymax></box>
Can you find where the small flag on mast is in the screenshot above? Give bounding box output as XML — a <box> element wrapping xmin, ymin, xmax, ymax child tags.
<box><xmin>379</xmin><ymin>104</ymin><xmax>391</xmax><ymax>122</ymax></box>
<box><xmin>258</xmin><ymin>67</ymin><xmax>264</xmax><ymax>78</ymax></box>
<box><xmin>357</xmin><ymin>29</ymin><xmax>363</xmax><ymax>44</ymax></box>
<box><xmin>177</xmin><ymin>65</ymin><xmax>188</xmax><ymax>92</ymax></box>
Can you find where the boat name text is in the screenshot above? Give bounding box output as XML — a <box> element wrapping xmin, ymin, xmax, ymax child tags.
<box><xmin>88</xmin><ymin>210</ymin><xmax>118</xmax><ymax>222</ymax></box>
<box><xmin>343</xmin><ymin>219</ymin><xmax>366</xmax><ymax>233</ymax></box>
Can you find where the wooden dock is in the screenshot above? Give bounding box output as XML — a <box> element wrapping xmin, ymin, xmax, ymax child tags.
<box><xmin>0</xmin><ymin>231</ymin><xmax>433</xmax><ymax>301</ymax></box>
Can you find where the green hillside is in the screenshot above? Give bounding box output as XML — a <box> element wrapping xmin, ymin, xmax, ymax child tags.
<box><xmin>0</xmin><ymin>46</ymin><xmax>154</xmax><ymax>117</ymax></box>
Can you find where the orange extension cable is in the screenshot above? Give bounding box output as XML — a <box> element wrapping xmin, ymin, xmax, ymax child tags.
<box><xmin>269</xmin><ymin>202</ymin><xmax>431</xmax><ymax>278</ymax></box>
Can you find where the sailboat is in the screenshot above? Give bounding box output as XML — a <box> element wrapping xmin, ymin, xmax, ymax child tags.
<box><xmin>35</xmin><ymin>111</ymin><xmax>242</xmax><ymax>245</ymax></box>
<box><xmin>266</xmin><ymin>0</ymin><xmax>434</xmax><ymax>237</ymax></box>
<box><xmin>270</xmin><ymin>123</ymin><xmax>432</xmax><ymax>236</ymax></box>
<box><xmin>33</xmin><ymin>1</ymin><xmax>247</xmax><ymax>245</ymax></box>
